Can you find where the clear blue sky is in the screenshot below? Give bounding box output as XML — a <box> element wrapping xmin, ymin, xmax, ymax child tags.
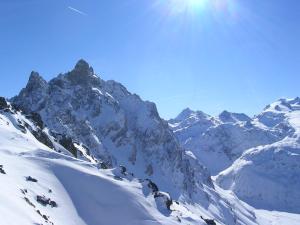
<box><xmin>0</xmin><ymin>0</ymin><xmax>299</xmax><ymax>119</ymax></box>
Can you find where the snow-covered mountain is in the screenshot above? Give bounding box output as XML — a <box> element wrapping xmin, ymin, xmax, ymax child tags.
<box><xmin>9</xmin><ymin>60</ymin><xmax>260</xmax><ymax>225</ymax></box>
<box><xmin>12</xmin><ymin>60</ymin><xmax>212</xmax><ymax>198</ymax></box>
<box><xmin>170</xmin><ymin>97</ymin><xmax>300</xmax><ymax>219</ymax></box>
<box><xmin>1</xmin><ymin>60</ymin><xmax>300</xmax><ymax>225</ymax></box>
<box><xmin>0</xmin><ymin>99</ymin><xmax>209</xmax><ymax>225</ymax></box>
<box><xmin>216</xmin><ymin>98</ymin><xmax>300</xmax><ymax>213</ymax></box>
<box><xmin>1</xmin><ymin>83</ymin><xmax>263</xmax><ymax>225</ymax></box>
<box><xmin>169</xmin><ymin>107</ymin><xmax>285</xmax><ymax>175</ymax></box>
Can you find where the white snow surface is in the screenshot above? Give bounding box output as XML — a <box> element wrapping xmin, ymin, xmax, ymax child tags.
<box><xmin>0</xmin><ymin>107</ymin><xmax>206</xmax><ymax>225</ymax></box>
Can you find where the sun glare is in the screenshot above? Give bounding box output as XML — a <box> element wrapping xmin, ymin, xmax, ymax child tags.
<box><xmin>168</xmin><ymin>0</ymin><xmax>208</xmax><ymax>14</ymax></box>
<box><xmin>156</xmin><ymin>0</ymin><xmax>238</xmax><ymax>17</ymax></box>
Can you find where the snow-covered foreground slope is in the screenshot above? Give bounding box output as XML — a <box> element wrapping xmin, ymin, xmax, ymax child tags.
<box><xmin>216</xmin><ymin>99</ymin><xmax>300</xmax><ymax>213</ymax></box>
<box><xmin>0</xmin><ymin>102</ymin><xmax>212</xmax><ymax>225</ymax></box>
<box><xmin>3</xmin><ymin>105</ymin><xmax>298</xmax><ymax>225</ymax></box>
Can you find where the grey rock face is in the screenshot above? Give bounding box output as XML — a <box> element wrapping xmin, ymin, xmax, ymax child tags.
<box><xmin>0</xmin><ymin>97</ymin><xmax>8</xmax><ymax>109</ymax></box>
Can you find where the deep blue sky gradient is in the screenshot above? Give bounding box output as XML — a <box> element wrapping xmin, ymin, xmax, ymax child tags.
<box><xmin>0</xmin><ymin>0</ymin><xmax>299</xmax><ymax>118</ymax></box>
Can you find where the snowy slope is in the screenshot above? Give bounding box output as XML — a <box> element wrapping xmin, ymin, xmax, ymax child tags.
<box><xmin>0</xmin><ymin>99</ymin><xmax>298</xmax><ymax>225</ymax></box>
<box><xmin>216</xmin><ymin>98</ymin><xmax>300</xmax><ymax>213</ymax></box>
<box><xmin>1</xmin><ymin>97</ymin><xmax>268</xmax><ymax>225</ymax></box>
<box><xmin>0</xmin><ymin>100</ymin><xmax>210</xmax><ymax>225</ymax></box>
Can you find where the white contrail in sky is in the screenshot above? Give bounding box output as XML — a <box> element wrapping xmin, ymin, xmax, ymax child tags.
<box><xmin>67</xmin><ymin>6</ymin><xmax>87</xmax><ymax>16</ymax></box>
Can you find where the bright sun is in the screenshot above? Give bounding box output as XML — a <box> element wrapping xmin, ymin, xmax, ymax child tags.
<box><xmin>156</xmin><ymin>0</ymin><xmax>237</xmax><ymax>18</ymax></box>
<box><xmin>167</xmin><ymin>0</ymin><xmax>208</xmax><ymax>14</ymax></box>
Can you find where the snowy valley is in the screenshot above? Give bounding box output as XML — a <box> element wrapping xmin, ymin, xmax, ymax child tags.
<box><xmin>0</xmin><ymin>60</ymin><xmax>299</xmax><ymax>225</ymax></box>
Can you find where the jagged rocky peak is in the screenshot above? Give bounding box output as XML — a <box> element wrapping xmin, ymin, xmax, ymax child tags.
<box><xmin>66</xmin><ymin>59</ymin><xmax>97</xmax><ymax>86</ymax></box>
<box><xmin>175</xmin><ymin>108</ymin><xmax>194</xmax><ymax>121</ymax></box>
<box><xmin>174</xmin><ymin>107</ymin><xmax>209</xmax><ymax>122</ymax></box>
<box><xmin>218</xmin><ymin>110</ymin><xmax>251</xmax><ymax>123</ymax></box>
<box><xmin>11</xmin><ymin>71</ymin><xmax>49</xmax><ymax>112</ymax></box>
<box><xmin>12</xmin><ymin>59</ymin><xmax>212</xmax><ymax>198</ymax></box>
<box><xmin>26</xmin><ymin>71</ymin><xmax>48</xmax><ymax>91</ymax></box>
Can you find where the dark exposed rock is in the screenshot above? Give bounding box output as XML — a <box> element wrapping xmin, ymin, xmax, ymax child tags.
<box><xmin>0</xmin><ymin>97</ymin><xmax>8</xmax><ymax>110</ymax></box>
<box><xmin>145</xmin><ymin>179</ymin><xmax>159</xmax><ymax>193</ymax></box>
<box><xmin>119</xmin><ymin>165</ymin><xmax>127</xmax><ymax>175</ymax></box>
<box><xmin>17</xmin><ymin>124</ymin><xmax>27</xmax><ymax>133</ymax></box>
<box><xmin>59</xmin><ymin>135</ymin><xmax>77</xmax><ymax>157</ymax></box>
<box><xmin>24</xmin><ymin>197</ymin><xmax>36</xmax><ymax>208</ymax></box>
<box><xmin>49</xmin><ymin>200</ymin><xmax>57</xmax><ymax>208</ymax></box>
<box><xmin>26</xmin><ymin>176</ymin><xmax>38</xmax><ymax>182</ymax></box>
<box><xmin>0</xmin><ymin>165</ymin><xmax>6</xmax><ymax>174</ymax></box>
<box><xmin>98</xmin><ymin>162</ymin><xmax>109</xmax><ymax>169</ymax></box>
<box><xmin>201</xmin><ymin>216</ymin><xmax>217</xmax><ymax>225</ymax></box>
<box><xmin>31</xmin><ymin>130</ymin><xmax>54</xmax><ymax>149</ymax></box>
<box><xmin>20</xmin><ymin>189</ymin><xmax>28</xmax><ymax>195</ymax></box>
<box><xmin>26</xmin><ymin>71</ymin><xmax>48</xmax><ymax>93</ymax></box>
<box><xmin>154</xmin><ymin>192</ymin><xmax>173</xmax><ymax>210</ymax></box>
<box><xmin>0</xmin><ymin>168</ymin><xmax>6</xmax><ymax>174</ymax></box>
<box><xmin>36</xmin><ymin>195</ymin><xmax>57</xmax><ymax>208</ymax></box>
<box><xmin>66</xmin><ymin>59</ymin><xmax>99</xmax><ymax>86</ymax></box>
<box><xmin>36</xmin><ymin>209</ymin><xmax>42</xmax><ymax>216</ymax></box>
<box><xmin>27</xmin><ymin>112</ymin><xmax>44</xmax><ymax>129</ymax></box>
<box><xmin>42</xmin><ymin>214</ymin><xmax>48</xmax><ymax>221</ymax></box>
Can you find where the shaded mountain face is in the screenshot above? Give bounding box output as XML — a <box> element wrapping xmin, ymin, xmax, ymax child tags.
<box><xmin>12</xmin><ymin>59</ymin><xmax>211</xmax><ymax>197</ymax></box>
